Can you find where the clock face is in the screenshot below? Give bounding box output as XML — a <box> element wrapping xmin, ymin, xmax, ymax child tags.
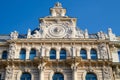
<box><xmin>48</xmin><ymin>25</ymin><xmax>66</xmax><ymax>38</ymax></box>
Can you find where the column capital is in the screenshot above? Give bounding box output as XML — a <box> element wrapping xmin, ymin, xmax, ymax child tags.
<box><xmin>71</xmin><ymin>62</ymin><xmax>79</xmax><ymax>71</ymax></box>
<box><xmin>38</xmin><ymin>62</ymin><xmax>46</xmax><ymax>71</ymax></box>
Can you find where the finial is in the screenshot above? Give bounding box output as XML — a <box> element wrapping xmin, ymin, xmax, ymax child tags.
<box><xmin>54</xmin><ymin>2</ymin><xmax>62</xmax><ymax>8</ymax></box>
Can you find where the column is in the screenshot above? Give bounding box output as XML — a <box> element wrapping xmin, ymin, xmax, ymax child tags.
<box><xmin>41</xmin><ymin>46</ymin><xmax>45</xmax><ymax>57</ymax></box>
<box><xmin>71</xmin><ymin>63</ymin><xmax>78</xmax><ymax>80</ymax></box>
<box><xmin>26</xmin><ymin>48</ymin><xmax>30</xmax><ymax>60</ymax></box>
<box><xmin>56</xmin><ymin>48</ymin><xmax>60</xmax><ymax>59</ymax></box>
<box><xmin>0</xmin><ymin>50</ymin><xmax>3</xmax><ymax>59</ymax></box>
<box><xmin>46</xmin><ymin>48</ymin><xmax>50</xmax><ymax>57</ymax></box>
<box><xmin>76</xmin><ymin>48</ymin><xmax>80</xmax><ymax>57</ymax></box>
<box><xmin>38</xmin><ymin>63</ymin><xmax>46</xmax><ymax>80</ymax></box>
<box><xmin>87</xmin><ymin>48</ymin><xmax>91</xmax><ymax>59</ymax></box>
<box><xmin>72</xmin><ymin>46</ymin><xmax>76</xmax><ymax>58</ymax></box>
<box><xmin>36</xmin><ymin>48</ymin><xmax>40</xmax><ymax>57</ymax></box>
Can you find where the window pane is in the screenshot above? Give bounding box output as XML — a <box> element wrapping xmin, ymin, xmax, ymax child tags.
<box><xmin>2</xmin><ymin>51</ymin><xmax>8</xmax><ymax>59</ymax></box>
<box><xmin>50</xmin><ymin>49</ymin><xmax>56</xmax><ymax>59</ymax></box>
<box><xmin>29</xmin><ymin>49</ymin><xmax>36</xmax><ymax>60</ymax></box>
<box><xmin>53</xmin><ymin>73</ymin><xmax>64</xmax><ymax>80</ymax></box>
<box><xmin>20</xmin><ymin>49</ymin><xmax>26</xmax><ymax>60</ymax></box>
<box><xmin>21</xmin><ymin>73</ymin><xmax>31</xmax><ymax>80</ymax></box>
<box><xmin>86</xmin><ymin>73</ymin><xmax>97</xmax><ymax>80</ymax></box>
<box><xmin>80</xmin><ymin>49</ymin><xmax>87</xmax><ymax>59</ymax></box>
<box><xmin>60</xmin><ymin>49</ymin><xmax>66</xmax><ymax>59</ymax></box>
<box><xmin>91</xmin><ymin>49</ymin><xmax>97</xmax><ymax>60</ymax></box>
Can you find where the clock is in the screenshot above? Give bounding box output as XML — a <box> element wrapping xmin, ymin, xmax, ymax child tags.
<box><xmin>48</xmin><ymin>25</ymin><xmax>66</xmax><ymax>38</ymax></box>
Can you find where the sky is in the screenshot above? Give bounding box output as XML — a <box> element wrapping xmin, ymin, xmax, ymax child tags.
<box><xmin>0</xmin><ymin>0</ymin><xmax>120</xmax><ymax>36</ymax></box>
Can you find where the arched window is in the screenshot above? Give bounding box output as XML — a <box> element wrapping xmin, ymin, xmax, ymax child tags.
<box><xmin>20</xmin><ymin>72</ymin><xmax>31</xmax><ymax>80</ymax></box>
<box><xmin>2</xmin><ymin>51</ymin><xmax>8</xmax><ymax>59</ymax></box>
<box><xmin>118</xmin><ymin>51</ymin><xmax>120</xmax><ymax>62</ymax></box>
<box><xmin>86</xmin><ymin>73</ymin><xmax>97</xmax><ymax>80</ymax></box>
<box><xmin>29</xmin><ymin>49</ymin><xmax>36</xmax><ymax>60</ymax></box>
<box><xmin>20</xmin><ymin>49</ymin><xmax>26</xmax><ymax>60</ymax></box>
<box><xmin>53</xmin><ymin>73</ymin><xmax>64</xmax><ymax>80</ymax></box>
<box><xmin>90</xmin><ymin>49</ymin><xmax>97</xmax><ymax>60</ymax></box>
<box><xmin>60</xmin><ymin>49</ymin><xmax>66</xmax><ymax>59</ymax></box>
<box><xmin>50</xmin><ymin>49</ymin><xmax>56</xmax><ymax>59</ymax></box>
<box><xmin>80</xmin><ymin>49</ymin><xmax>87</xmax><ymax>59</ymax></box>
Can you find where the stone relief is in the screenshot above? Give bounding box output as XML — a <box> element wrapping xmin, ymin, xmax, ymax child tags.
<box><xmin>5</xmin><ymin>66</ymin><xmax>13</xmax><ymax>80</ymax></box>
<box><xmin>10</xmin><ymin>31</ymin><xmax>18</xmax><ymax>40</ymax></box>
<box><xmin>99</xmin><ymin>44</ymin><xmax>108</xmax><ymax>59</ymax></box>
<box><xmin>8</xmin><ymin>43</ymin><xmax>16</xmax><ymax>59</ymax></box>
<box><xmin>103</xmin><ymin>67</ymin><xmax>111</xmax><ymax>79</ymax></box>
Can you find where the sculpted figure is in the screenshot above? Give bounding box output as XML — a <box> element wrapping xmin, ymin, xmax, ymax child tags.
<box><xmin>84</xmin><ymin>29</ymin><xmax>89</xmax><ymax>38</ymax></box>
<box><xmin>108</xmin><ymin>28</ymin><xmax>116</xmax><ymax>41</ymax></box>
<box><xmin>76</xmin><ymin>30</ymin><xmax>84</xmax><ymax>38</ymax></box>
<box><xmin>8</xmin><ymin>43</ymin><xmax>16</xmax><ymax>59</ymax></box>
<box><xmin>27</xmin><ymin>29</ymin><xmax>31</xmax><ymax>38</ymax></box>
<box><xmin>97</xmin><ymin>31</ymin><xmax>106</xmax><ymax>40</ymax></box>
<box><xmin>10</xmin><ymin>31</ymin><xmax>18</xmax><ymax>40</ymax></box>
<box><xmin>32</xmin><ymin>30</ymin><xmax>41</xmax><ymax>38</ymax></box>
<box><xmin>99</xmin><ymin>44</ymin><xmax>108</xmax><ymax>59</ymax></box>
<box><xmin>5</xmin><ymin>66</ymin><xmax>13</xmax><ymax>80</ymax></box>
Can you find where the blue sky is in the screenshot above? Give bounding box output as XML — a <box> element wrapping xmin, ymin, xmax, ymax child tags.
<box><xmin>0</xmin><ymin>0</ymin><xmax>120</xmax><ymax>36</ymax></box>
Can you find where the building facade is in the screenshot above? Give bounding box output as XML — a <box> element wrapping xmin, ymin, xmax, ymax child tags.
<box><xmin>0</xmin><ymin>2</ymin><xmax>120</xmax><ymax>80</ymax></box>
